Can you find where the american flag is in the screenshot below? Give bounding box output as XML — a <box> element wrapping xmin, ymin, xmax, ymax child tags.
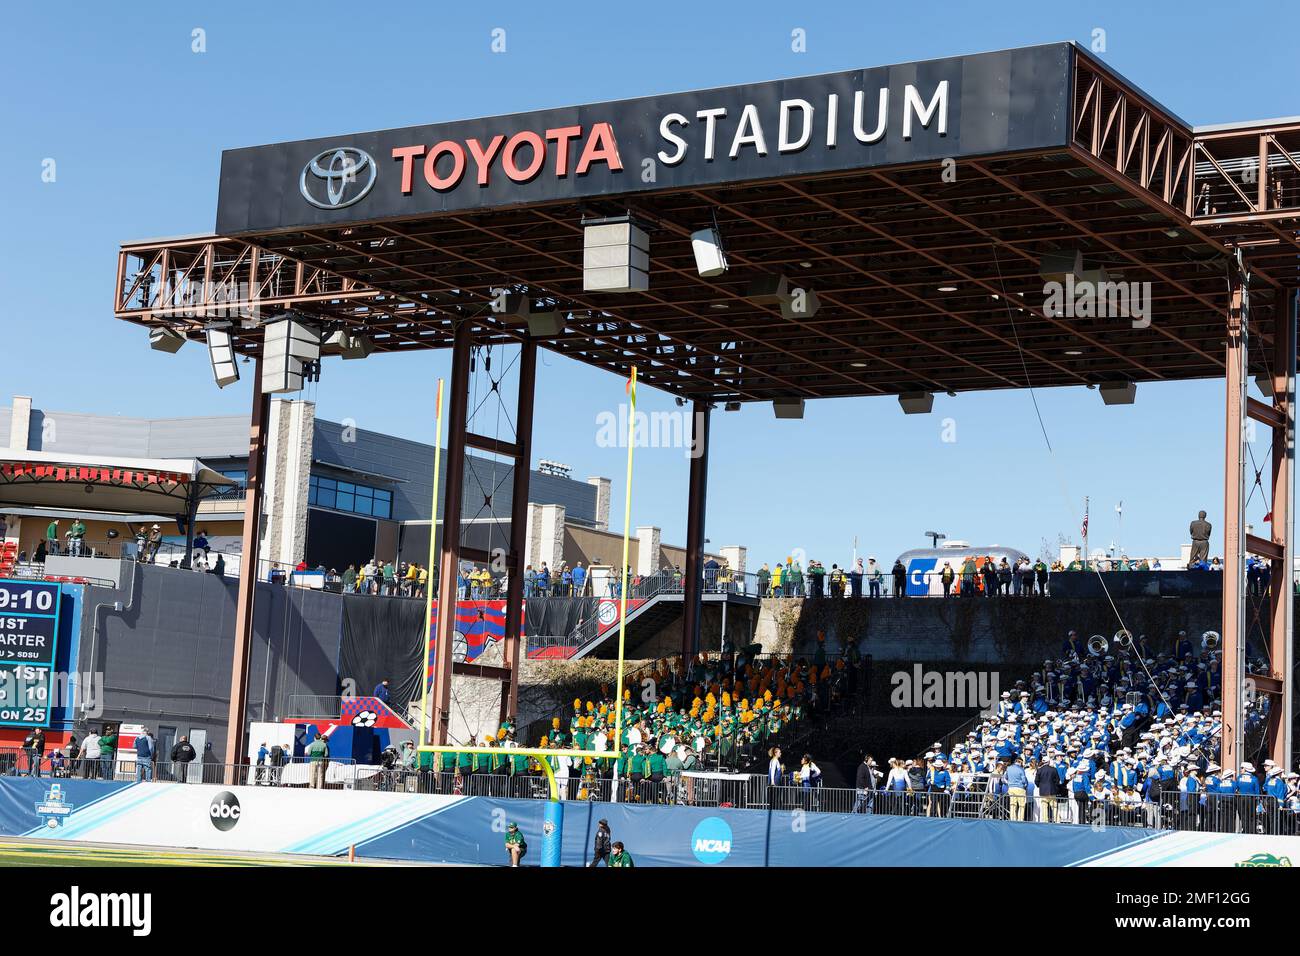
<box><xmin>1081</xmin><ymin>503</ymin><xmax>1089</xmax><ymax>539</ymax></box>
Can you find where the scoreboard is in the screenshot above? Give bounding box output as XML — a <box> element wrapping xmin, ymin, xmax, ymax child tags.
<box><xmin>0</xmin><ymin>580</ymin><xmax>62</xmax><ymax>728</ymax></box>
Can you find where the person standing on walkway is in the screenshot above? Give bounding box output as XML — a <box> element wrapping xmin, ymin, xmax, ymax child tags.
<box><xmin>588</xmin><ymin>818</ymin><xmax>612</xmax><ymax>867</ymax></box>
<box><xmin>134</xmin><ymin>728</ymin><xmax>155</xmax><ymax>782</ymax></box>
<box><xmin>307</xmin><ymin>732</ymin><xmax>330</xmax><ymax>789</ymax></box>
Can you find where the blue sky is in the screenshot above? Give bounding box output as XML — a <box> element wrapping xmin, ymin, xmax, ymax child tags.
<box><xmin>2</xmin><ymin>1</ymin><xmax>1294</xmax><ymax>566</ymax></box>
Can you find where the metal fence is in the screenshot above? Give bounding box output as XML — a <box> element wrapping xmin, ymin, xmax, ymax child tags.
<box><xmin>6</xmin><ymin>747</ymin><xmax>1292</xmax><ymax>834</ymax></box>
<box><xmin>768</xmin><ymin>784</ymin><xmax>1298</xmax><ymax>834</ymax></box>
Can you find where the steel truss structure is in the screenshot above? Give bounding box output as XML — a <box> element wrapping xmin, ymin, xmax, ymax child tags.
<box><xmin>111</xmin><ymin>45</ymin><xmax>1299</xmax><ymax>771</ymax></box>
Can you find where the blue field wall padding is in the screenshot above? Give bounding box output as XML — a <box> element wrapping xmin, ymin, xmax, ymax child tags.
<box><xmin>542</xmin><ymin>801</ymin><xmax>564</xmax><ymax>867</ymax></box>
<box><xmin>3</xmin><ymin>779</ymin><xmax>1294</xmax><ymax>867</ymax></box>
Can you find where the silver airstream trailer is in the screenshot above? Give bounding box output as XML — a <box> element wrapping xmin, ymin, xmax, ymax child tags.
<box><xmin>894</xmin><ymin>541</ymin><xmax>1031</xmax><ymax>596</ymax></box>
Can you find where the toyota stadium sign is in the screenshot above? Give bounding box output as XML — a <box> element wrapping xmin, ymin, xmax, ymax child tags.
<box><xmin>216</xmin><ymin>43</ymin><xmax>1072</xmax><ymax>234</ymax></box>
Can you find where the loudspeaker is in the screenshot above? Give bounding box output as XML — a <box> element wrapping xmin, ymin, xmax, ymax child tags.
<box><xmin>150</xmin><ymin>327</ymin><xmax>186</xmax><ymax>354</ymax></box>
<box><xmin>898</xmin><ymin>392</ymin><xmax>934</xmax><ymax>414</ymax></box>
<box><xmin>583</xmin><ymin>221</ymin><xmax>650</xmax><ymax>292</ymax></box>
<box><xmin>691</xmin><ymin>227</ymin><xmax>728</xmax><ymax>277</ymax></box>
<box><xmin>1099</xmin><ymin>382</ymin><xmax>1136</xmax><ymax>405</ymax></box>
<box><xmin>772</xmin><ymin>399</ymin><xmax>805</xmax><ymax>419</ymax></box>
<box><xmin>205</xmin><ymin>329</ymin><xmax>240</xmax><ymax>389</ymax></box>
<box><xmin>261</xmin><ymin>318</ymin><xmax>320</xmax><ymax>394</ymax></box>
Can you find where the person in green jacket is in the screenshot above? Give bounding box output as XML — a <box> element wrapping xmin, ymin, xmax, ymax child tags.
<box><xmin>306</xmin><ymin>733</ymin><xmax>330</xmax><ymax>788</ymax></box>
<box><xmin>68</xmin><ymin>518</ymin><xmax>87</xmax><ymax>557</ymax></box>
<box><xmin>98</xmin><ymin>728</ymin><xmax>117</xmax><ymax>781</ymax></box>
<box><xmin>342</xmin><ymin>565</ymin><xmax>357</xmax><ymax>593</ymax></box>
<box><xmin>504</xmin><ymin>821</ymin><xmax>527</xmax><ymax>867</ymax></box>
<box><xmin>609</xmin><ymin>841</ymin><xmax>634</xmax><ymax>867</ymax></box>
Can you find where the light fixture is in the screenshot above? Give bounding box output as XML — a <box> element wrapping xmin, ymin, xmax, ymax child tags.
<box><xmin>799</xmin><ymin>261</ymin><xmax>813</xmax><ymax>269</ymax></box>
<box><xmin>780</xmin><ymin>287</ymin><xmax>820</xmax><ymax>319</ymax></box>
<box><xmin>1038</xmin><ymin>249</ymin><xmax>1083</xmax><ymax>283</ymax></box>
<box><xmin>898</xmin><ymin>392</ymin><xmax>934</xmax><ymax>415</ymax></box>
<box><xmin>710</xmin><ymin>303</ymin><xmax>730</xmax><ymax>310</ymax></box>
<box><xmin>149</xmin><ymin>327</ymin><xmax>186</xmax><ymax>353</ymax></box>
<box><xmin>1065</xmin><ymin>349</ymin><xmax>1083</xmax><ymax>356</ymax></box>
<box><xmin>746</xmin><ymin>275</ymin><xmax>790</xmax><ymax>303</ymax></box>
<box><xmin>724</xmin><ymin>401</ymin><xmax>741</xmax><ymax>412</ymax></box>
<box><xmin>674</xmin><ymin>396</ymin><xmax>687</xmax><ymax>407</ymax></box>
<box><xmin>691</xmin><ymin>226</ymin><xmax>728</xmax><ymax>277</ymax></box>
<box><xmin>206</xmin><ymin>329</ymin><xmax>240</xmax><ymax>389</ymax></box>
<box><xmin>1099</xmin><ymin>382</ymin><xmax>1136</xmax><ymax>405</ymax></box>
<box><xmin>937</xmin><ymin>284</ymin><xmax>958</xmax><ymax>293</ymax></box>
<box><xmin>850</xmin><ymin>361</ymin><xmax>868</xmax><ymax>369</ymax></box>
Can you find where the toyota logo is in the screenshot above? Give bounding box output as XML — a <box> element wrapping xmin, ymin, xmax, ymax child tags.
<box><xmin>299</xmin><ymin>147</ymin><xmax>376</xmax><ymax>209</ymax></box>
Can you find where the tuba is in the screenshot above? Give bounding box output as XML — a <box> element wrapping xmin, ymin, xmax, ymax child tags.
<box><xmin>1113</xmin><ymin>629</ymin><xmax>1133</xmax><ymax>650</ymax></box>
<box><xmin>1087</xmin><ymin>634</ymin><xmax>1108</xmax><ymax>656</ymax></box>
<box><xmin>1202</xmin><ymin>630</ymin><xmax>1221</xmax><ymax>650</ymax></box>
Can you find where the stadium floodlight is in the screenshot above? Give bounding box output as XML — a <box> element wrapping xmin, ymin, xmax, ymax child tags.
<box><xmin>205</xmin><ymin>329</ymin><xmax>240</xmax><ymax>389</ymax></box>
<box><xmin>149</xmin><ymin>326</ymin><xmax>186</xmax><ymax>354</ymax></box>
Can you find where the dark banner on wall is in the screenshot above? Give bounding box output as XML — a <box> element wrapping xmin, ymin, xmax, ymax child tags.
<box><xmin>217</xmin><ymin>44</ymin><xmax>1073</xmax><ymax>234</ymax></box>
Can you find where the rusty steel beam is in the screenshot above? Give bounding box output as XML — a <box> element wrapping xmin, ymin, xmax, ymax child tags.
<box><xmin>1268</xmin><ymin>288</ymin><xmax>1296</xmax><ymax>769</ymax></box>
<box><xmin>502</xmin><ymin>337</ymin><xmax>537</xmax><ymax>724</ymax></box>
<box><xmin>430</xmin><ymin>320</ymin><xmax>474</xmax><ymax>746</ymax></box>
<box><xmin>681</xmin><ymin>401</ymin><xmax>710</xmax><ymax>659</ymax></box>
<box><xmin>224</xmin><ymin>363</ymin><xmax>270</xmax><ymax>780</ymax></box>
<box><xmin>1221</xmin><ymin>258</ymin><xmax>1248</xmax><ymax>774</ymax></box>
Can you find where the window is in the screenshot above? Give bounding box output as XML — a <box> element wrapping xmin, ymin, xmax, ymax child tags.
<box><xmin>309</xmin><ymin>473</ymin><xmax>391</xmax><ymax>519</ymax></box>
<box><xmin>206</xmin><ymin>468</ymin><xmax>248</xmax><ymax>500</ymax></box>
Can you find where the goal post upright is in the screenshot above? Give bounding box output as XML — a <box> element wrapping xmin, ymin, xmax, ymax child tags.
<box><xmin>416</xmin><ymin>365</ymin><xmax>639</xmax><ymax>803</ymax></box>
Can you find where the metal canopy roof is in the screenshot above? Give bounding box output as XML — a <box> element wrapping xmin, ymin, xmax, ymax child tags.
<box><xmin>114</xmin><ymin>44</ymin><xmax>1300</xmax><ymax>402</ymax></box>
<box><xmin>0</xmin><ymin>450</ymin><xmax>236</xmax><ymax>516</ymax></box>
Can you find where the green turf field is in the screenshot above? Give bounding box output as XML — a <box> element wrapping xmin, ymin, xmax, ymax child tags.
<box><xmin>0</xmin><ymin>839</ymin><xmax>366</xmax><ymax>867</ymax></box>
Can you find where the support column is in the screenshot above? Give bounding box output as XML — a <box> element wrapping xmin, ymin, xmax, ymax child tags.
<box><xmin>681</xmin><ymin>401</ymin><xmax>711</xmax><ymax>659</ymax></box>
<box><xmin>502</xmin><ymin>338</ymin><xmax>537</xmax><ymax>724</ymax></box>
<box><xmin>224</xmin><ymin>361</ymin><xmax>270</xmax><ymax>778</ymax></box>
<box><xmin>1222</xmin><ymin>260</ymin><xmax>1248</xmax><ymax>773</ymax></box>
<box><xmin>1268</xmin><ymin>289</ymin><xmax>1296</xmax><ymax>768</ymax></box>
<box><xmin>180</xmin><ymin>482</ymin><xmax>199</xmax><ymax>570</ymax></box>
<box><xmin>431</xmin><ymin>322</ymin><xmax>473</xmax><ymax>746</ymax></box>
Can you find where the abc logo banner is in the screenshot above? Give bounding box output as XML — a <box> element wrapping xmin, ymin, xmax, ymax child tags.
<box><xmin>208</xmin><ymin>791</ymin><xmax>242</xmax><ymax>831</ymax></box>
